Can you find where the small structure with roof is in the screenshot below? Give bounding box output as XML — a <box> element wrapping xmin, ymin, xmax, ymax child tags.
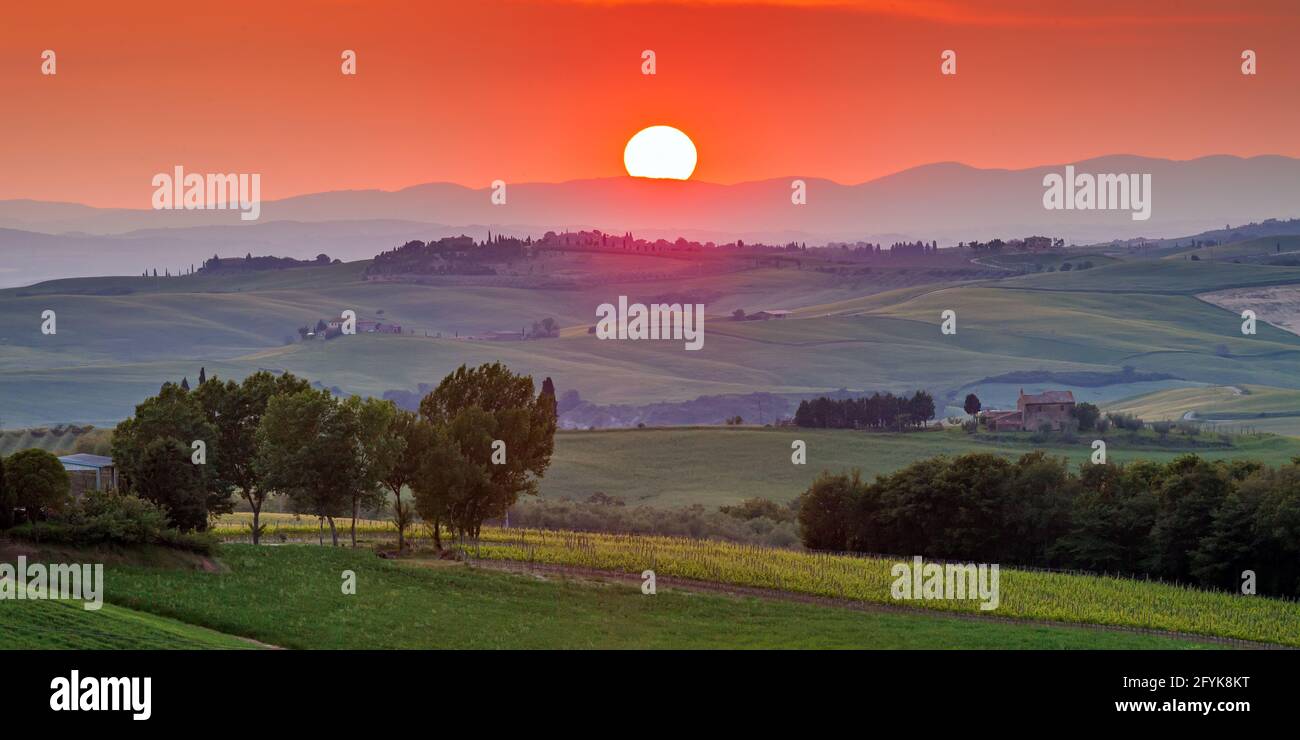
<box><xmin>58</xmin><ymin>453</ymin><xmax>117</xmax><ymax>496</ymax></box>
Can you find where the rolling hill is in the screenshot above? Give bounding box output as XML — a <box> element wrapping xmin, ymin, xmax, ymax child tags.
<box><xmin>4</xmin><ymin>154</ymin><xmax>1300</xmax><ymax>288</ymax></box>
<box><xmin>7</xmin><ymin>236</ymin><xmax>1300</xmax><ymax>439</ymax></box>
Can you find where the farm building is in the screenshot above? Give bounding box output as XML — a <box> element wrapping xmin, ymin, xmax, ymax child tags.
<box><xmin>979</xmin><ymin>389</ymin><xmax>1076</xmax><ymax>432</ymax></box>
<box><xmin>58</xmin><ymin>453</ymin><xmax>118</xmax><ymax>496</ymax></box>
<box><xmin>981</xmin><ymin>410</ymin><xmax>1024</xmax><ymax>432</ymax></box>
<box><xmin>750</xmin><ymin>309</ymin><xmax>792</xmax><ymax>320</ymax></box>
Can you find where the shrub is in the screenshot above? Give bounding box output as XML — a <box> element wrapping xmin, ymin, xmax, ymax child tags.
<box><xmin>6</xmin><ymin>489</ymin><xmax>215</xmax><ymax>554</ymax></box>
<box><xmin>719</xmin><ymin>497</ymin><xmax>796</xmax><ymax>523</ymax></box>
<box><xmin>1106</xmin><ymin>412</ymin><xmax>1145</xmax><ymax>431</ymax></box>
<box><xmin>507</xmin><ymin>498</ymin><xmax>800</xmax><ymax>548</ymax></box>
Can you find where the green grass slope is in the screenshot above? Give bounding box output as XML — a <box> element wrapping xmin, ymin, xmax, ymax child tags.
<box><xmin>539</xmin><ymin>427</ymin><xmax>1300</xmax><ymax>507</ymax></box>
<box><xmin>0</xmin><ymin>597</ymin><xmax>257</xmax><ymax>649</ymax></box>
<box><xmin>102</xmin><ymin>545</ymin><xmax>1217</xmax><ymax>649</ymax></box>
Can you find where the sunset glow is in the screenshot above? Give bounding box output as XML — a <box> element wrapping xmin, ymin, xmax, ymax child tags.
<box><xmin>2</xmin><ymin>1</ymin><xmax>1298</xmax><ymax>205</ymax></box>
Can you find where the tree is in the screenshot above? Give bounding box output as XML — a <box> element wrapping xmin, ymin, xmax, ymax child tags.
<box><xmin>112</xmin><ymin>382</ymin><xmax>227</xmax><ymax>531</ymax></box>
<box><xmin>0</xmin><ymin>454</ymin><xmax>11</xmax><ymax>529</ymax></box>
<box><xmin>908</xmin><ymin>390</ymin><xmax>935</xmax><ymax>428</ymax></box>
<box><xmin>131</xmin><ymin>438</ymin><xmax>209</xmax><ymax>531</ymax></box>
<box><xmin>963</xmin><ymin>393</ymin><xmax>981</xmax><ymax>416</ymax></box>
<box><xmin>391</xmin><ymin>492</ymin><xmax>415</xmax><ymax>552</ymax></box>
<box><xmin>795</xmin><ymin>471</ymin><xmax>861</xmax><ymax>551</ymax></box>
<box><xmin>410</xmin><ymin>422</ymin><xmax>483</xmax><ymax>550</ymax></box>
<box><xmin>1002</xmin><ymin>452</ymin><xmax>1075</xmax><ymax>564</ymax></box>
<box><xmin>198</xmin><ymin>367</ymin><xmax>207</xmax><ymax>386</ymax></box>
<box><xmin>376</xmin><ymin>410</ymin><xmax>427</xmax><ymax>550</ymax></box>
<box><xmin>1071</xmin><ymin>402</ymin><xmax>1101</xmax><ymax>431</ymax></box>
<box><xmin>256</xmin><ymin>389</ymin><xmax>361</xmax><ymax>546</ymax></box>
<box><xmin>194</xmin><ymin>371</ymin><xmax>310</xmax><ymax>544</ymax></box>
<box><xmin>1146</xmin><ymin>455</ymin><xmax>1231</xmax><ymax>582</ymax></box>
<box><xmin>4</xmin><ymin>449</ymin><xmax>71</xmax><ymax>523</ymax></box>
<box><xmin>417</xmin><ymin>363</ymin><xmax>557</xmax><ymax>539</ymax></box>
<box><xmin>342</xmin><ymin>396</ymin><xmax>402</xmax><ymax>546</ymax></box>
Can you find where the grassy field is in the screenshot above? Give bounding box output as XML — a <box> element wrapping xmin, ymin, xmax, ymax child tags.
<box><xmin>96</xmin><ymin>544</ymin><xmax>1219</xmax><ymax>649</ymax></box>
<box><xmin>0</xmin><ymin>596</ymin><xmax>257</xmax><ymax>649</ymax></box>
<box><xmin>1106</xmin><ymin>384</ymin><xmax>1300</xmax><ymax>417</ymax></box>
<box><xmin>465</xmin><ymin>528</ymin><xmax>1299</xmax><ymax>647</ymax></box>
<box><xmin>1162</xmin><ymin>235</ymin><xmax>1300</xmax><ymax>262</ymax></box>
<box><xmin>1105</xmin><ymin>384</ymin><xmax>1300</xmax><ymax>435</ymax></box>
<box><xmin>537</xmin><ymin>427</ymin><xmax>1300</xmax><ymax>507</ymax></box>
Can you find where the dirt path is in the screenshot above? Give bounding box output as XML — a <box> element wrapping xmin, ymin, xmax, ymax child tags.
<box><xmin>467</xmin><ymin>559</ymin><xmax>1289</xmax><ymax>650</ymax></box>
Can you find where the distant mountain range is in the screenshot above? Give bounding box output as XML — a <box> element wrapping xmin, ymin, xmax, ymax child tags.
<box><xmin>2</xmin><ymin>154</ymin><xmax>1299</xmax><ymax>288</ymax></box>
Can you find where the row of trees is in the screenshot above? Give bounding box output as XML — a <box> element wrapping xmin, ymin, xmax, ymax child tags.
<box><xmin>110</xmin><ymin>363</ymin><xmax>557</xmax><ymax>547</ymax></box>
<box><xmin>797</xmin><ymin>452</ymin><xmax>1300</xmax><ymax>597</ymax></box>
<box><xmin>793</xmin><ymin>392</ymin><xmax>936</xmax><ymax>430</ymax></box>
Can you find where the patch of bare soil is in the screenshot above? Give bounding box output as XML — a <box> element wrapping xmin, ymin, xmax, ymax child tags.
<box><xmin>1200</xmin><ymin>286</ymin><xmax>1300</xmax><ymax>336</ymax></box>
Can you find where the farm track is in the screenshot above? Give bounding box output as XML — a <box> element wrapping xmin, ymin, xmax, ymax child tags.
<box><xmin>465</xmin><ymin>558</ymin><xmax>1291</xmax><ymax>650</ymax></box>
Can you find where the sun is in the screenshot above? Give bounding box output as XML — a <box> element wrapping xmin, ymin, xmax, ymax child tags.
<box><xmin>624</xmin><ymin>125</ymin><xmax>697</xmax><ymax>180</ymax></box>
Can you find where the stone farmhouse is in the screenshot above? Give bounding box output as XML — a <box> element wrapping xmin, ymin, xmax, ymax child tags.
<box><xmin>980</xmin><ymin>389</ymin><xmax>1076</xmax><ymax>432</ymax></box>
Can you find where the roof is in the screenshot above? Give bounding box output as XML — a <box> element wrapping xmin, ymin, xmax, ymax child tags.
<box><xmin>755</xmin><ymin>309</ymin><xmax>792</xmax><ymax>315</ymax></box>
<box><xmin>1020</xmin><ymin>390</ymin><xmax>1075</xmax><ymax>405</ymax></box>
<box><xmin>58</xmin><ymin>453</ymin><xmax>114</xmax><ymax>469</ymax></box>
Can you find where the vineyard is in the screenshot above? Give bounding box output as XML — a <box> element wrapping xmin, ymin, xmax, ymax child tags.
<box><xmin>210</xmin><ymin>514</ymin><xmax>1300</xmax><ymax>646</ymax></box>
<box><xmin>463</xmin><ymin>529</ymin><xmax>1300</xmax><ymax>647</ymax></box>
<box><xmin>213</xmin><ymin>512</ymin><xmax>396</xmax><ymax>540</ymax></box>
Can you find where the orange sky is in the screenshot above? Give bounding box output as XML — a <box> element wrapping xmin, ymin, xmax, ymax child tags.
<box><xmin>1</xmin><ymin>0</ymin><xmax>1297</xmax><ymax>207</ymax></box>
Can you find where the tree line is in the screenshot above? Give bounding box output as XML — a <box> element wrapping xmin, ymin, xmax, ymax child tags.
<box><xmin>797</xmin><ymin>452</ymin><xmax>1300</xmax><ymax>598</ymax></box>
<box><xmin>102</xmin><ymin>362</ymin><xmax>556</xmax><ymax>547</ymax></box>
<box><xmin>793</xmin><ymin>391</ymin><xmax>936</xmax><ymax>430</ymax></box>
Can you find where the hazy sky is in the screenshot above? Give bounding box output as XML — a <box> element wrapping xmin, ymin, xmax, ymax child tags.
<box><xmin>2</xmin><ymin>0</ymin><xmax>1298</xmax><ymax>206</ymax></box>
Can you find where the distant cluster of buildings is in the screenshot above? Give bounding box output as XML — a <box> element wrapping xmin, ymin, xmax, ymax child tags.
<box><xmin>301</xmin><ymin>316</ymin><xmax>403</xmax><ymax>340</ymax></box>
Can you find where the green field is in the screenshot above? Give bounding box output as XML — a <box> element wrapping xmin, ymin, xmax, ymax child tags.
<box><xmin>540</xmin><ymin>427</ymin><xmax>1300</xmax><ymax>507</ymax></box>
<box><xmin>1161</xmin><ymin>235</ymin><xmax>1300</xmax><ymax>263</ymax></box>
<box><xmin>94</xmin><ymin>544</ymin><xmax>1218</xmax><ymax>649</ymax></box>
<box><xmin>0</xmin><ymin>596</ymin><xmax>257</xmax><ymax>649</ymax></box>
<box><xmin>1105</xmin><ymin>384</ymin><xmax>1300</xmax><ymax>436</ymax></box>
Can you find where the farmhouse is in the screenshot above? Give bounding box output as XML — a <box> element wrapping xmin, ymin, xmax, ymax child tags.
<box><xmin>58</xmin><ymin>454</ymin><xmax>117</xmax><ymax>497</ymax></box>
<box><xmin>979</xmin><ymin>389</ymin><xmax>1076</xmax><ymax>432</ymax></box>
<box><xmin>750</xmin><ymin>309</ymin><xmax>792</xmax><ymax>320</ymax></box>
